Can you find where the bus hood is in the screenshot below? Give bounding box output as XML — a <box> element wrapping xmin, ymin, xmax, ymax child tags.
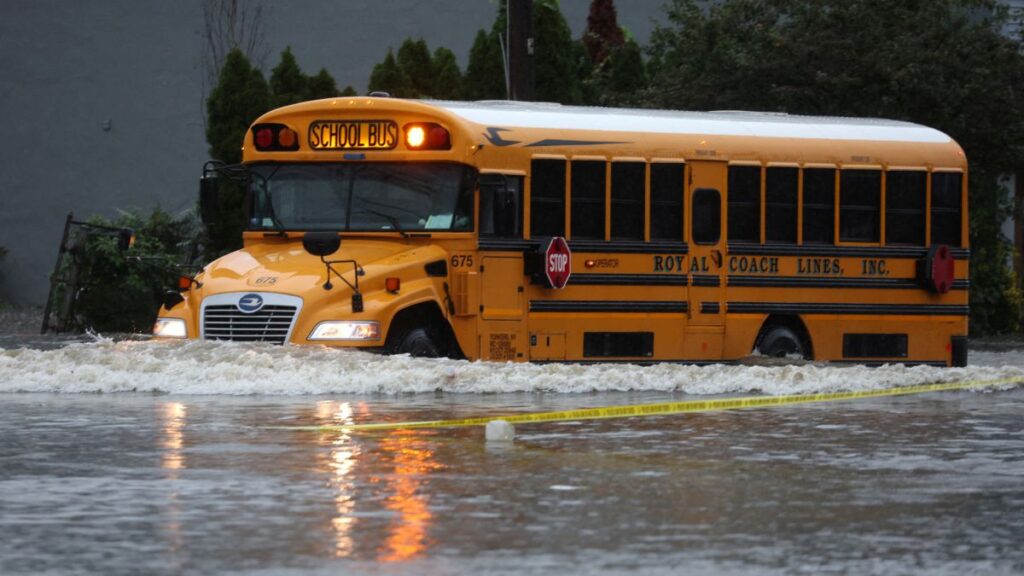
<box><xmin>196</xmin><ymin>238</ymin><xmax>447</xmax><ymax>297</ymax></box>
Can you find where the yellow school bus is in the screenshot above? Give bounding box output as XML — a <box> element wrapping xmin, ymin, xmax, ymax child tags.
<box><xmin>154</xmin><ymin>97</ymin><xmax>969</xmax><ymax>366</ymax></box>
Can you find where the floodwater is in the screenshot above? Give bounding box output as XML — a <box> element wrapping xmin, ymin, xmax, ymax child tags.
<box><xmin>1</xmin><ymin>338</ymin><xmax>1023</xmax><ymax>575</ymax></box>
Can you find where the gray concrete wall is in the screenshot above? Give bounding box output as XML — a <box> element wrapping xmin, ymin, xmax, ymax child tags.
<box><xmin>0</xmin><ymin>0</ymin><xmax>665</xmax><ymax>305</ymax></box>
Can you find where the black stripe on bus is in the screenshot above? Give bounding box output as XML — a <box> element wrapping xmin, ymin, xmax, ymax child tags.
<box><xmin>728</xmin><ymin>276</ymin><xmax>971</xmax><ymax>290</ymax></box>
<box><xmin>569</xmin><ymin>240</ymin><xmax>688</xmax><ymax>254</ymax></box>
<box><xmin>478</xmin><ymin>238</ymin><xmax>688</xmax><ymax>254</ymax></box>
<box><xmin>691</xmin><ymin>275</ymin><xmax>720</xmax><ymax>287</ymax></box>
<box><xmin>727</xmin><ymin>242</ymin><xmax>970</xmax><ymax>260</ymax></box>
<box><xmin>569</xmin><ymin>274</ymin><xmax>688</xmax><ymax>286</ymax></box>
<box><xmin>530</xmin><ymin>300</ymin><xmax>689</xmax><ymax>313</ymax></box>
<box><xmin>477</xmin><ymin>238</ymin><xmax>542</xmax><ymax>252</ymax></box>
<box><xmin>701</xmin><ymin>302</ymin><xmax>720</xmax><ymax>314</ymax></box>
<box><xmin>727</xmin><ymin>302</ymin><xmax>969</xmax><ymax>316</ymax></box>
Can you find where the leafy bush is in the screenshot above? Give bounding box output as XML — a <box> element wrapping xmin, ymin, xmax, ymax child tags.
<box><xmin>65</xmin><ymin>209</ymin><xmax>198</xmax><ymax>333</ymax></box>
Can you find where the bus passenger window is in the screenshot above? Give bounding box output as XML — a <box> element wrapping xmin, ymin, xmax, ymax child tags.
<box><xmin>727</xmin><ymin>165</ymin><xmax>760</xmax><ymax>243</ymax></box>
<box><xmin>803</xmin><ymin>168</ymin><xmax>836</xmax><ymax>243</ymax></box>
<box><xmin>611</xmin><ymin>162</ymin><xmax>645</xmax><ymax>240</ymax></box>
<box><xmin>931</xmin><ymin>172</ymin><xmax>963</xmax><ymax>247</ymax></box>
<box><xmin>692</xmin><ymin>188</ymin><xmax>721</xmax><ymax>245</ymax></box>
<box><xmin>840</xmin><ymin>170</ymin><xmax>881</xmax><ymax>242</ymax></box>
<box><xmin>571</xmin><ymin>160</ymin><xmax>606</xmax><ymax>239</ymax></box>
<box><xmin>766</xmin><ymin>167</ymin><xmax>798</xmax><ymax>243</ymax></box>
<box><xmin>480</xmin><ymin>174</ymin><xmax>523</xmax><ymax>237</ymax></box>
<box><xmin>651</xmin><ymin>163</ymin><xmax>684</xmax><ymax>241</ymax></box>
<box><xmin>530</xmin><ymin>159</ymin><xmax>566</xmax><ymax>237</ymax></box>
<box><xmin>885</xmin><ymin>171</ymin><xmax>926</xmax><ymax>245</ymax></box>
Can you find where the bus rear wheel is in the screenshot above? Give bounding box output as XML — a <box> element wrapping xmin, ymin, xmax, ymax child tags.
<box><xmin>391</xmin><ymin>327</ymin><xmax>443</xmax><ymax>358</ymax></box>
<box><xmin>756</xmin><ymin>326</ymin><xmax>807</xmax><ymax>359</ymax></box>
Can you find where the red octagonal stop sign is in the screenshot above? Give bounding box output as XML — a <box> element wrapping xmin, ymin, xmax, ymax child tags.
<box><xmin>544</xmin><ymin>236</ymin><xmax>572</xmax><ymax>289</ymax></box>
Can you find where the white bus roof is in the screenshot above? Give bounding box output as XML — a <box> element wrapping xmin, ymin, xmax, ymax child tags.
<box><xmin>431</xmin><ymin>100</ymin><xmax>953</xmax><ymax>144</ymax></box>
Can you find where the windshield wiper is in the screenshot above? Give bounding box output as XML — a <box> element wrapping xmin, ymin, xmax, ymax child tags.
<box><xmin>357</xmin><ymin>208</ymin><xmax>410</xmax><ymax>238</ymax></box>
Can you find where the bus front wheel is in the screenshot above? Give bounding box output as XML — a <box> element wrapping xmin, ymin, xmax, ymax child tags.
<box><xmin>391</xmin><ymin>327</ymin><xmax>442</xmax><ymax>357</ymax></box>
<box><xmin>756</xmin><ymin>326</ymin><xmax>807</xmax><ymax>359</ymax></box>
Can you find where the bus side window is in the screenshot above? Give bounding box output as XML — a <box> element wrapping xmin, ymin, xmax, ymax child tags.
<box><xmin>840</xmin><ymin>169</ymin><xmax>881</xmax><ymax>242</ymax></box>
<box><xmin>803</xmin><ymin>168</ymin><xmax>836</xmax><ymax>243</ymax></box>
<box><xmin>480</xmin><ymin>174</ymin><xmax>523</xmax><ymax>237</ymax></box>
<box><xmin>931</xmin><ymin>172</ymin><xmax>962</xmax><ymax>247</ymax></box>
<box><xmin>766</xmin><ymin>167</ymin><xmax>798</xmax><ymax>243</ymax></box>
<box><xmin>651</xmin><ymin>163</ymin><xmax>684</xmax><ymax>241</ymax></box>
<box><xmin>885</xmin><ymin>171</ymin><xmax>926</xmax><ymax>245</ymax></box>
<box><xmin>728</xmin><ymin>165</ymin><xmax>761</xmax><ymax>243</ymax></box>
<box><xmin>611</xmin><ymin>162</ymin><xmax>645</xmax><ymax>240</ymax></box>
<box><xmin>531</xmin><ymin>159</ymin><xmax>566</xmax><ymax>237</ymax></box>
<box><xmin>571</xmin><ymin>160</ymin><xmax>606</xmax><ymax>239</ymax></box>
<box><xmin>692</xmin><ymin>188</ymin><xmax>721</xmax><ymax>245</ymax></box>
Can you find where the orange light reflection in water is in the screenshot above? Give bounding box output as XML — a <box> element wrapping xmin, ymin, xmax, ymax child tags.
<box><xmin>314</xmin><ymin>401</ymin><xmax>362</xmax><ymax>558</ymax></box>
<box><xmin>377</xmin><ymin>430</ymin><xmax>443</xmax><ymax>563</ymax></box>
<box><xmin>161</xmin><ymin>402</ymin><xmax>186</xmax><ymax>471</ymax></box>
<box><xmin>159</xmin><ymin>402</ymin><xmax>187</xmax><ymax>558</ymax></box>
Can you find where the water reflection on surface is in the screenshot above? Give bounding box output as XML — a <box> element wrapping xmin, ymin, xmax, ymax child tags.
<box><xmin>314</xmin><ymin>401</ymin><xmax>360</xmax><ymax>558</ymax></box>
<box><xmin>159</xmin><ymin>402</ymin><xmax>186</xmax><ymax>564</ymax></box>
<box><xmin>377</xmin><ymin>430</ymin><xmax>442</xmax><ymax>563</ymax></box>
<box><xmin>0</xmin><ymin>385</ymin><xmax>1022</xmax><ymax>575</ymax></box>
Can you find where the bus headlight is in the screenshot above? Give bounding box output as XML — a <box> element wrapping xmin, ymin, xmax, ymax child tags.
<box><xmin>153</xmin><ymin>318</ymin><xmax>188</xmax><ymax>338</ymax></box>
<box><xmin>309</xmin><ymin>321</ymin><xmax>380</xmax><ymax>341</ymax></box>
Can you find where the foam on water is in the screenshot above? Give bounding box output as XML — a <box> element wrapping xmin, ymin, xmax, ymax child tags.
<box><xmin>0</xmin><ymin>339</ymin><xmax>1021</xmax><ymax>396</ymax></box>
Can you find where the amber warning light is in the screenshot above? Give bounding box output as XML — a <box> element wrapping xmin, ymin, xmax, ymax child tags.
<box><xmin>252</xmin><ymin>123</ymin><xmax>300</xmax><ymax>152</ymax></box>
<box><xmin>404</xmin><ymin>123</ymin><xmax>451</xmax><ymax>150</ymax></box>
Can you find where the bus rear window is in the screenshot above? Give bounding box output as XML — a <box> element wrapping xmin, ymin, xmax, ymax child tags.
<box><xmin>931</xmin><ymin>172</ymin><xmax>962</xmax><ymax>247</ymax></box>
<box><xmin>885</xmin><ymin>171</ymin><xmax>926</xmax><ymax>246</ymax></box>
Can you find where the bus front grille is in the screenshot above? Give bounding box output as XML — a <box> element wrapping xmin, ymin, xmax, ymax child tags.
<box><xmin>202</xmin><ymin>304</ymin><xmax>297</xmax><ymax>344</ymax></box>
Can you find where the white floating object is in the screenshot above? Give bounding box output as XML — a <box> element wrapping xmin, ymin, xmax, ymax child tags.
<box><xmin>485</xmin><ymin>419</ymin><xmax>515</xmax><ymax>442</ymax></box>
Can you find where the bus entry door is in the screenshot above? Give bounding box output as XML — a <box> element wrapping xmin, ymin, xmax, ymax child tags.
<box><xmin>478</xmin><ymin>255</ymin><xmax>525</xmax><ymax>361</ymax></box>
<box><xmin>685</xmin><ymin>161</ymin><xmax>726</xmax><ymax>357</ymax></box>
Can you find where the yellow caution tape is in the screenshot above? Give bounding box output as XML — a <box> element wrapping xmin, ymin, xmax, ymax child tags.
<box><xmin>276</xmin><ymin>376</ymin><xmax>1022</xmax><ymax>433</ymax></box>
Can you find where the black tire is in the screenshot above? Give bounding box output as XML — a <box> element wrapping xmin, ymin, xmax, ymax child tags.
<box><xmin>391</xmin><ymin>327</ymin><xmax>443</xmax><ymax>358</ymax></box>
<box><xmin>757</xmin><ymin>326</ymin><xmax>807</xmax><ymax>359</ymax></box>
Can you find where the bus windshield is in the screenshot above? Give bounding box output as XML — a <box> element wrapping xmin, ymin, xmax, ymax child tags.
<box><xmin>249</xmin><ymin>162</ymin><xmax>475</xmax><ymax>232</ymax></box>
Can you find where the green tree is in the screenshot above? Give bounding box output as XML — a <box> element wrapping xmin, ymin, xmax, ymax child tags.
<box><xmin>590</xmin><ymin>35</ymin><xmax>646</xmax><ymax>105</ymax></box>
<box><xmin>397</xmin><ymin>38</ymin><xmax>435</xmax><ymax>97</ymax></box>
<box><xmin>205</xmin><ymin>48</ymin><xmax>269</xmax><ymax>254</ymax></box>
<box><xmin>368</xmin><ymin>49</ymin><xmax>413</xmax><ymax>97</ymax></box>
<box><xmin>432</xmin><ymin>46</ymin><xmax>463</xmax><ymax>100</ymax></box>
<box><xmin>306</xmin><ymin>68</ymin><xmax>341</xmax><ymax>100</ymax></box>
<box><xmin>532</xmin><ymin>0</ymin><xmax>584</xmax><ymax>104</ymax></box>
<box><xmin>339</xmin><ymin>85</ymin><xmax>357</xmax><ymax>97</ymax></box>
<box><xmin>644</xmin><ymin>0</ymin><xmax>1024</xmax><ymax>334</ymax></box>
<box><xmin>464</xmin><ymin>28</ymin><xmax>506</xmax><ymax>100</ymax></box>
<box><xmin>206</xmin><ymin>48</ymin><xmax>270</xmax><ymax>165</ymax></box>
<box><xmin>269</xmin><ymin>46</ymin><xmax>308</xmax><ymax>107</ymax></box>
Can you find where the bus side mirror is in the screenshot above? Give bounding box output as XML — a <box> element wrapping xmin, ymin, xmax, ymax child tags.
<box><xmin>199</xmin><ymin>174</ymin><xmax>219</xmax><ymax>226</ymax></box>
<box><xmin>302</xmin><ymin>231</ymin><xmax>341</xmax><ymax>257</ymax></box>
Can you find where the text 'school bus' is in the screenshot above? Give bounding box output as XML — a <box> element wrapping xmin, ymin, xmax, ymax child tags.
<box><xmin>154</xmin><ymin>98</ymin><xmax>969</xmax><ymax>366</ymax></box>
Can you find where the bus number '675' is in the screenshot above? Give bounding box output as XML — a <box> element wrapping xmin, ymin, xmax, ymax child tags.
<box><xmin>451</xmin><ymin>255</ymin><xmax>474</xmax><ymax>268</ymax></box>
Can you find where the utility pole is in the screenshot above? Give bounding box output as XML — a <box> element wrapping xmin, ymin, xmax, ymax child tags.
<box><xmin>508</xmin><ymin>0</ymin><xmax>533</xmax><ymax>101</ymax></box>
